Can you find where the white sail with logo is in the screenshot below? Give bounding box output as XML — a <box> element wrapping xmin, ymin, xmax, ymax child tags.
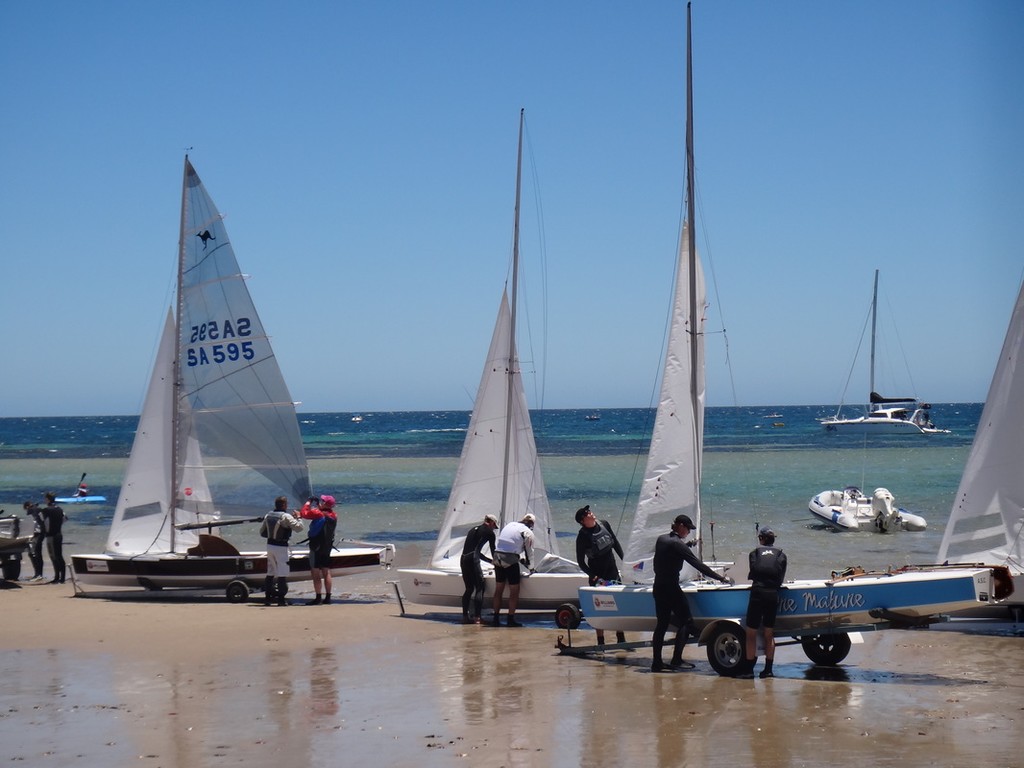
<box><xmin>939</xmin><ymin>279</ymin><xmax>1024</xmax><ymax>576</ymax></box>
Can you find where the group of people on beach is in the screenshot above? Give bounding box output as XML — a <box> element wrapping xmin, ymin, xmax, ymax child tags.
<box><xmin>21</xmin><ymin>492</ymin><xmax>67</xmax><ymax>583</ymax></box>
<box><xmin>460</xmin><ymin>502</ymin><xmax>787</xmax><ymax>677</ymax></box>
<box><xmin>259</xmin><ymin>494</ymin><xmax>339</xmax><ymax>606</ymax></box>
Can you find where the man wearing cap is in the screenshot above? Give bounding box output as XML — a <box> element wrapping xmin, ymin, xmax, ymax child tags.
<box><xmin>298</xmin><ymin>494</ymin><xmax>339</xmax><ymax>605</ymax></box>
<box><xmin>491</xmin><ymin>514</ymin><xmax>535</xmax><ymax>627</ymax></box>
<box><xmin>651</xmin><ymin>514</ymin><xmax>731</xmax><ymax>673</ymax></box>
<box><xmin>575</xmin><ymin>504</ymin><xmax>626</xmax><ymax>645</ymax></box>
<box><xmin>460</xmin><ymin>513</ymin><xmax>498</xmax><ymax>624</ymax></box>
<box><xmin>740</xmin><ymin>526</ymin><xmax>787</xmax><ymax>679</ymax></box>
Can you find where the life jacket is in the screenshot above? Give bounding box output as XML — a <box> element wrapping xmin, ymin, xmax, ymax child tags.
<box><xmin>261</xmin><ymin>511</ymin><xmax>294</xmax><ymax>545</ymax></box>
<box><xmin>588</xmin><ymin>522</ymin><xmax>615</xmax><ymax>559</ymax></box>
<box><xmin>749</xmin><ymin>546</ymin><xmax>785</xmax><ymax>588</ymax></box>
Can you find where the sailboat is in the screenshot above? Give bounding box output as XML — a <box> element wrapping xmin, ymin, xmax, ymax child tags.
<box><xmin>574</xmin><ymin>4</ymin><xmax>1012</xmax><ymax>674</ymax></box>
<box><xmin>398</xmin><ymin>111</ymin><xmax>587</xmax><ymax>612</ymax></box>
<box><xmin>820</xmin><ymin>270</ymin><xmax>949</xmax><ymax>434</ymax></box>
<box><xmin>938</xmin><ymin>277</ymin><xmax>1024</xmax><ymax>613</ymax></box>
<box><xmin>71</xmin><ymin>158</ymin><xmax>393</xmax><ymax>600</ymax></box>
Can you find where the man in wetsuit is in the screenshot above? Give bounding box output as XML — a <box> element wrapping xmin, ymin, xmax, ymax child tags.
<box><xmin>23</xmin><ymin>501</ymin><xmax>45</xmax><ymax>581</ymax></box>
<box><xmin>460</xmin><ymin>513</ymin><xmax>498</xmax><ymax>624</ymax></box>
<box><xmin>41</xmin><ymin>492</ymin><xmax>66</xmax><ymax>584</ymax></box>
<box><xmin>260</xmin><ymin>496</ymin><xmax>303</xmax><ymax>605</ymax></box>
<box><xmin>575</xmin><ymin>504</ymin><xmax>626</xmax><ymax>645</ymax></box>
<box><xmin>651</xmin><ymin>514</ymin><xmax>731</xmax><ymax>672</ymax></box>
<box><xmin>739</xmin><ymin>526</ymin><xmax>787</xmax><ymax>679</ymax></box>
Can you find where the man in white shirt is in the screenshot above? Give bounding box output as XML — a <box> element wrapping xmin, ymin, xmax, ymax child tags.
<box><xmin>490</xmin><ymin>513</ymin><xmax>535</xmax><ymax>627</ymax></box>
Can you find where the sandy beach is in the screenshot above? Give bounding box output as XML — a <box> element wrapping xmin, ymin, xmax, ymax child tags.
<box><xmin>1</xmin><ymin>569</ymin><xmax>1021</xmax><ymax>768</ymax></box>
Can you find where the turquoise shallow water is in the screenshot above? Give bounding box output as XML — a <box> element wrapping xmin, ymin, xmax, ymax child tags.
<box><xmin>0</xmin><ymin>404</ymin><xmax>980</xmax><ymax>580</ymax></box>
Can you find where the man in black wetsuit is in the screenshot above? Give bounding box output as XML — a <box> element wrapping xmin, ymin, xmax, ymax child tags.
<box><xmin>41</xmin><ymin>492</ymin><xmax>66</xmax><ymax>584</ymax></box>
<box><xmin>575</xmin><ymin>504</ymin><xmax>626</xmax><ymax>645</ymax></box>
<box><xmin>739</xmin><ymin>526</ymin><xmax>787</xmax><ymax>679</ymax></box>
<box><xmin>651</xmin><ymin>514</ymin><xmax>731</xmax><ymax>673</ymax></box>
<box><xmin>460</xmin><ymin>514</ymin><xmax>498</xmax><ymax>624</ymax></box>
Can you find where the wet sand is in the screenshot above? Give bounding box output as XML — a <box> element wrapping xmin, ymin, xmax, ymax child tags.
<box><xmin>1</xmin><ymin>576</ymin><xmax>1021</xmax><ymax>768</ymax></box>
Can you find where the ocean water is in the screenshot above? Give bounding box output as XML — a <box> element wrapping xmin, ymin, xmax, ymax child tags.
<box><xmin>0</xmin><ymin>403</ymin><xmax>982</xmax><ymax>581</ymax></box>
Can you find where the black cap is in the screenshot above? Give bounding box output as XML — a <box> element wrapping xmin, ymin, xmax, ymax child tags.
<box><xmin>575</xmin><ymin>505</ymin><xmax>591</xmax><ymax>524</ymax></box>
<box><xmin>673</xmin><ymin>514</ymin><xmax>695</xmax><ymax>530</ymax></box>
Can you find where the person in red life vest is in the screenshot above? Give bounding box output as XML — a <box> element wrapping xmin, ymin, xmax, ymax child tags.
<box><xmin>298</xmin><ymin>494</ymin><xmax>339</xmax><ymax>604</ymax></box>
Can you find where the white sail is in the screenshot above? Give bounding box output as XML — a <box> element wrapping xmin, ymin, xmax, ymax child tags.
<box><xmin>107</xmin><ymin>159</ymin><xmax>312</xmax><ymax>555</ymax></box>
<box><xmin>430</xmin><ymin>290</ymin><xmax>558</xmax><ymax>568</ymax></box>
<box><xmin>173</xmin><ymin>159</ymin><xmax>311</xmax><ymax>530</ymax></box>
<box><xmin>624</xmin><ymin>221</ymin><xmax>706</xmax><ymax>581</ymax></box>
<box><xmin>938</xmin><ymin>279</ymin><xmax>1024</xmax><ymax>574</ymax></box>
<box><xmin>106</xmin><ymin>311</ymin><xmax>185</xmax><ymax>554</ymax></box>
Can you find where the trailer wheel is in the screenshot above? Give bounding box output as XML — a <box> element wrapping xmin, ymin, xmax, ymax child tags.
<box><xmin>226</xmin><ymin>580</ymin><xmax>250</xmax><ymax>603</ymax></box>
<box><xmin>555</xmin><ymin>602</ymin><xmax>582</xmax><ymax>629</ymax></box>
<box><xmin>800</xmin><ymin>633</ymin><xmax>852</xmax><ymax>666</ymax></box>
<box><xmin>707</xmin><ymin>622</ymin><xmax>746</xmax><ymax>676</ymax></box>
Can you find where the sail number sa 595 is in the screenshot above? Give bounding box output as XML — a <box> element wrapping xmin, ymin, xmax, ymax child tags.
<box><xmin>186</xmin><ymin>317</ymin><xmax>255</xmax><ymax>367</ymax></box>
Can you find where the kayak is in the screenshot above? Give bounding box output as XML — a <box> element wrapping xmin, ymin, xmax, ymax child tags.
<box><xmin>55</xmin><ymin>495</ymin><xmax>107</xmax><ymax>504</ymax></box>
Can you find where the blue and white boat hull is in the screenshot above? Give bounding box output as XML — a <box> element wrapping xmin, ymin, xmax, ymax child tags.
<box><xmin>581</xmin><ymin>566</ymin><xmax>1012</xmax><ymax>635</ymax></box>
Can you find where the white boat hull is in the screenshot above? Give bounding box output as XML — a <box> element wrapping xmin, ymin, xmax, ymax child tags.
<box><xmin>72</xmin><ymin>542</ymin><xmax>395</xmax><ymax>594</ymax></box>
<box><xmin>398</xmin><ymin>566</ymin><xmax>589</xmax><ymax>611</ymax></box>
<box><xmin>821</xmin><ymin>407</ymin><xmax>949</xmax><ymax>435</ymax></box>
<box><xmin>808</xmin><ymin>488</ymin><xmax>927</xmax><ymax>532</ymax></box>
<box><xmin>580</xmin><ymin>566</ymin><xmax>1012</xmax><ymax>634</ymax></box>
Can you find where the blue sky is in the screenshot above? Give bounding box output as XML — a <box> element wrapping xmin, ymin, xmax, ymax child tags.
<box><xmin>1</xmin><ymin>1</ymin><xmax>1021</xmax><ymax>417</ymax></box>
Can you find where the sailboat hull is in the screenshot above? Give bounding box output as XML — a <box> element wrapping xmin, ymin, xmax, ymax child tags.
<box><xmin>580</xmin><ymin>566</ymin><xmax>1012</xmax><ymax>633</ymax></box>
<box><xmin>398</xmin><ymin>567</ymin><xmax>589</xmax><ymax>611</ymax></box>
<box><xmin>72</xmin><ymin>544</ymin><xmax>393</xmax><ymax>593</ymax></box>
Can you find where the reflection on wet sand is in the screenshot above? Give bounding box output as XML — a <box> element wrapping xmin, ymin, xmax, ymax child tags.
<box><xmin>2</xmin><ymin>593</ymin><xmax>1023</xmax><ymax>767</ymax></box>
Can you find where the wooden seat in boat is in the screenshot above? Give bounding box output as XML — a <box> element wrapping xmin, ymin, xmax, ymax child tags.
<box><xmin>186</xmin><ymin>534</ymin><xmax>241</xmax><ymax>557</ymax></box>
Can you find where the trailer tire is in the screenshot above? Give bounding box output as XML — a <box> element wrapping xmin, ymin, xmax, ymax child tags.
<box><xmin>707</xmin><ymin>622</ymin><xmax>746</xmax><ymax>676</ymax></box>
<box><xmin>800</xmin><ymin>633</ymin><xmax>852</xmax><ymax>666</ymax></box>
<box><xmin>226</xmin><ymin>580</ymin><xmax>250</xmax><ymax>603</ymax></box>
<box><xmin>555</xmin><ymin>602</ymin><xmax>582</xmax><ymax>630</ymax></box>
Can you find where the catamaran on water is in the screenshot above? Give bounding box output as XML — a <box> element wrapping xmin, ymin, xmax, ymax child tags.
<box><xmin>71</xmin><ymin>158</ymin><xmax>393</xmax><ymax>601</ymax></box>
<box><xmin>397</xmin><ymin>111</ymin><xmax>587</xmax><ymax>614</ymax></box>
<box><xmin>564</xmin><ymin>4</ymin><xmax>1014</xmax><ymax>675</ymax></box>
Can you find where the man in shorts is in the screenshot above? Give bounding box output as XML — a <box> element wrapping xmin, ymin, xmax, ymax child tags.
<box><xmin>491</xmin><ymin>513</ymin><xmax>535</xmax><ymax>627</ymax></box>
<box><xmin>739</xmin><ymin>526</ymin><xmax>787</xmax><ymax>678</ymax></box>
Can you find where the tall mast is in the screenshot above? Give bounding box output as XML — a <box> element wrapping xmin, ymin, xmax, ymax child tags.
<box><xmin>685</xmin><ymin>3</ymin><xmax>701</xmax><ymax>518</ymax></box>
<box><xmin>869</xmin><ymin>268</ymin><xmax>879</xmax><ymax>401</ymax></box>
<box><xmin>499</xmin><ymin>109</ymin><xmax>525</xmax><ymax>524</ymax></box>
<box><xmin>170</xmin><ymin>156</ymin><xmax>189</xmax><ymax>550</ymax></box>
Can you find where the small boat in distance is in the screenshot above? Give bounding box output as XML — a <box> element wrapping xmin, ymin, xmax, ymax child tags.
<box><xmin>820</xmin><ymin>270</ymin><xmax>949</xmax><ymax>435</ymax></box>
<box><xmin>56</xmin><ymin>473</ymin><xmax>106</xmax><ymax>504</ymax></box>
<box><xmin>808</xmin><ymin>486</ymin><xmax>927</xmax><ymax>532</ymax></box>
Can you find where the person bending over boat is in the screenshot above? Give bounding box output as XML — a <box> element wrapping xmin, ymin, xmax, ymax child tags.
<box><xmin>298</xmin><ymin>495</ymin><xmax>338</xmax><ymax>605</ymax></box>
<box><xmin>40</xmin><ymin>492</ymin><xmax>67</xmax><ymax>584</ymax></box>
<box><xmin>260</xmin><ymin>496</ymin><xmax>303</xmax><ymax>606</ymax></box>
<box><xmin>739</xmin><ymin>526</ymin><xmax>787</xmax><ymax>679</ymax></box>
<box><xmin>575</xmin><ymin>504</ymin><xmax>626</xmax><ymax>645</ymax></box>
<box><xmin>461</xmin><ymin>513</ymin><xmax>498</xmax><ymax>624</ymax></box>
<box><xmin>651</xmin><ymin>514</ymin><xmax>731</xmax><ymax>673</ymax></box>
<box><xmin>491</xmin><ymin>514</ymin><xmax>535</xmax><ymax>627</ymax></box>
